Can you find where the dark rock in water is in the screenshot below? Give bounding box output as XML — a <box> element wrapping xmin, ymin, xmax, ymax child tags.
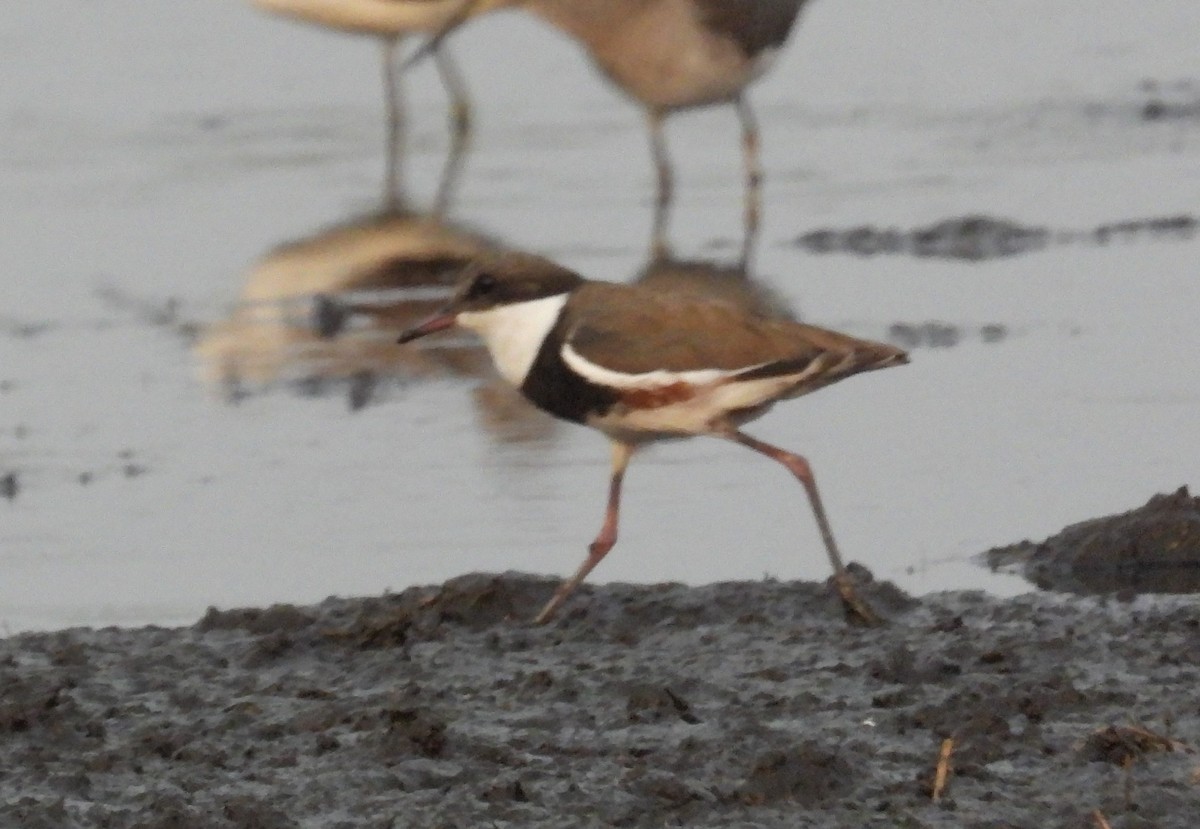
<box><xmin>886</xmin><ymin>321</ymin><xmax>1008</xmax><ymax>350</ymax></box>
<box><xmin>909</xmin><ymin>215</ymin><xmax>1049</xmax><ymax>260</ymax></box>
<box><xmin>888</xmin><ymin>322</ymin><xmax>961</xmax><ymax>350</ymax></box>
<box><xmin>985</xmin><ymin>486</ymin><xmax>1200</xmax><ymax>594</ymax></box>
<box><xmin>1137</xmin><ymin>78</ymin><xmax>1200</xmax><ymax>122</ymax></box>
<box><xmin>1093</xmin><ymin>214</ymin><xmax>1198</xmax><ymax>245</ymax></box>
<box><xmin>794</xmin><ymin>215</ymin><xmax>1050</xmax><ymax>260</ymax></box>
<box><xmin>979</xmin><ymin>323</ymin><xmax>1008</xmax><ymax>343</ymax></box>
<box><xmin>794</xmin><ymin>213</ymin><xmax>1197</xmax><ymax>261</ymax></box>
<box><xmin>841</xmin><ymin>225</ymin><xmax>905</xmax><ymax>256</ymax></box>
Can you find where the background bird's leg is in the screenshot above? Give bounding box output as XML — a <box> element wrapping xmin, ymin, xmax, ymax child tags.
<box><xmin>735</xmin><ymin>95</ymin><xmax>762</xmax><ymax>270</ymax></box>
<box><xmin>646</xmin><ymin>110</ymin><xmax>673</xmax><ymax>262</ymax></box>
<box><xmin>722</xmin><ymin>428</ymin><xmax>882</xmax><ymax>626</ymax></box>
<box><xmin>535</xmin><ymin>441</ymin><xmax>636</xmax><ymax>624</ymax></box>
<box><xmin>381</xmin><ymin>37</ymin><xmax>407</xmax><ymax>208</ymax></box>
<box><xmin>431</xmin><ymin>47</ymin><xmax>472</xmax><ymax>215</ymax></box>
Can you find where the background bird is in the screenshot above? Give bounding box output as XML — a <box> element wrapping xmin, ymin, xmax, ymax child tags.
<box><xmin>251</xmin><ymin>0</ymin><xmax>480</xmax><ymax>208</ymax></box>
<box><xmin>410</xmin><ymin>0</ymin><xmax>812</xmax><ymax>255</ymax></box>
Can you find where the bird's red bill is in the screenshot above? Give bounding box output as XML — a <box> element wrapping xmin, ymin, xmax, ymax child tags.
<box><xmin>397</xmin><ymin>312</ymin><xmax>457</xmax><ymax>344</ymax></box>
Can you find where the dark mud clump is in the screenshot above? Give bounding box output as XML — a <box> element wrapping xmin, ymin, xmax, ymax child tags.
<box><xmin>987</xmin><ymin>486</ymin><xmax>1200</xmax><ymax>595</ymax></box>
<box><xmin>886</xmin><ymin>321</ymin><xmax>1009</xmax><ymax>350</ymax></box>
<box><xmin>1138</xmin><ymin>78</ymin><xmax>1200</xmax><ymax>122</ymax></box>
<box><xmin>1</xmin><ymin>572</ymin><xmax>1199</xmax><ymax>827</ymax></box>
<box><xmin>793</xmin><ymin>213</ymin><xmax>1198</xmax><ymax>260</ymax></box>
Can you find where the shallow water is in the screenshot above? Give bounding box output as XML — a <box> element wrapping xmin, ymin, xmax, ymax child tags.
<box><xmin>3</xmin><ymin>0</ymin><xmax>1200</xmax><ymax>630</ymax></box>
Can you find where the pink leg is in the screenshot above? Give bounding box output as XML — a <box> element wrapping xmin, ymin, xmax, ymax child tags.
<box><xmin>724</xmin><ymin>429</ymin><xmax>882</xmax><ymax>626</ymax></box>
<box><xmin>380</xmin><ymin>37</ymin><xmax>406</xmax><ymax>209</ymax></box>
<box><xmin>430</xmin><ymin>46</ymin><xmax>471</xmax><ymax>216</ymax></box>
<box><xmin>646</xmin><ymin>110</ymin><xmax>673</xmax><ymax>262</ymax></box>
<box><xmin>735</xmin><ymin>94</ymin><xmax>762</xmax><ymax>270</ymax></box>
<box><xmin>535</xmin><ymin>441</ymin><xmax>635</xmax><ymax>624</ymax></box>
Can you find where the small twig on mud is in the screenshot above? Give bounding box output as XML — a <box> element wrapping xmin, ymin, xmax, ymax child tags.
<box><xmin>1092</xmin><ymin>809</ymin><xmax>1113</xmax><ymax>829</ymax></box>
<box><xmin>931</xmin><ymin>737</ymin><xmax>955</xmax><ymax>802</ymax></box>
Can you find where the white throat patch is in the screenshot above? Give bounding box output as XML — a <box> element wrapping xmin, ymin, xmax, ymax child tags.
<box><xmin>456</xmin><ymin>293</ymin><xmax>568</xmax><ymax>387</ymax></box>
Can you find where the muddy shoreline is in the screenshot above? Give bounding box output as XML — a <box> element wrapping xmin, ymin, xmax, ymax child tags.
<box><xmin>2</xmin><ymin>571</ymin><xmax>1197</xmax><ymax>828</ymax></box>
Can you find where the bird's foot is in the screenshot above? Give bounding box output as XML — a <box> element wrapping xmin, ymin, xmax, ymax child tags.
<box><xmin>833</xmin><ymin>573</ymin><xmax>885</xmax><ymax>627</ymax></box>
<box><xmin>532</xmin><ymin>585</ymin><xmax>573</xmax><ymax>625</ymax></box>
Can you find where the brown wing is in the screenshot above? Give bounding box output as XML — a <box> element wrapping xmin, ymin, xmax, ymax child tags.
<box><xmin>564</xmin><ymin>283</ymin><xmax>906</xmax><ymax>382</ymax></box>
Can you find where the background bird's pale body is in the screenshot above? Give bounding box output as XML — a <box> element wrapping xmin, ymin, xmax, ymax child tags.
<box><xmin>252</xmin><ymin>0</ymin><xmax>472</xmax><ymax>36</ymax></box>
<box><xmin>523</xmin><ymin>0</ymin><xmax>793</xmax><ymax>111</ymax></box>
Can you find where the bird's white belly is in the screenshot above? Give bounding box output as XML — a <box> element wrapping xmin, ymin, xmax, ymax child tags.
<box><xmin>588</xmin><ymin>374</ymin><xmax>802</xmax><ymax>440</ymax></box>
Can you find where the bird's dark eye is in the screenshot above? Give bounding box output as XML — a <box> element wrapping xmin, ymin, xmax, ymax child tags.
<box><xmin>470</xmin><ymin>273</ymin><xmax>497</xmax><ymax>297</ymax></box>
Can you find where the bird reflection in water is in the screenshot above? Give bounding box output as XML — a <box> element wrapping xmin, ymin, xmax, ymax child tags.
<box><xmin>194</xmin><ymin>206</ymin><xmax>557</xmax><ymax>443</ymax></box>
<box><xmin>635</xmin><ymin>250</ymin><xmax>793</xmax><ymax>323</ymax></box>
<box><xmin>197</xmin><ymin>156</ymin><xmax>789</xmax><ymax>441</ymax></box>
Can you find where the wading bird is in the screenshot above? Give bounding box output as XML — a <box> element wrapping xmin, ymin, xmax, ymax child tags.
<box><xmin>409</xmin><ymin>0</ymin><xmax>812</xmax><ymax>257</ymax></box>
<box><xmin>252</xmin><ymin>0</ymin><xmax>480</xmax><ymax>208</ymax></box>
<box><xmin>398</xmin><ymin>252</ymin><xmax>907</xmax><ymax>625</ymax></box>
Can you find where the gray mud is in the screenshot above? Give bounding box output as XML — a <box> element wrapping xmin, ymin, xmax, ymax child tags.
<box><xmin>2</xmin><ymin>572</ymin><xmax>1198</xmax><ymax>828</ymax></box>
<box><xmin>987</xmin><ymin>487</ymin><xmax>1200</xmax><ymax>596</ymax></box>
